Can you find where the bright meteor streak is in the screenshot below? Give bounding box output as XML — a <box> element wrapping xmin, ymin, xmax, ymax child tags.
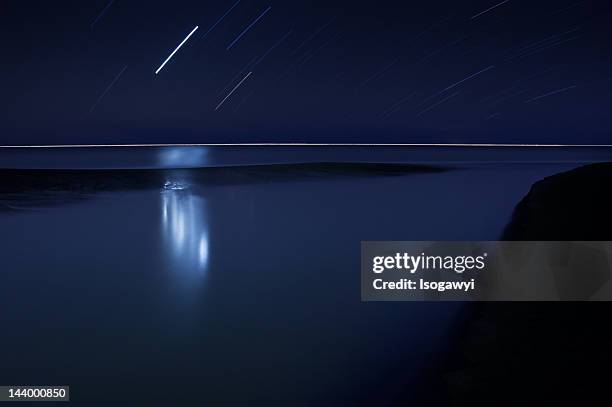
<box><xmin>155</xmin><ymin>26</ymin><xmax>199</xmax><ymax>75</ymax></box>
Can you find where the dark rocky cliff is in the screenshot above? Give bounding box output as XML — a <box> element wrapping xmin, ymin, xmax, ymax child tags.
<box><xmin>503</xmin><ymin>163</ymin><xmax>612</xmax><ymax>240</ymax></box>
<box><xmin>444</xmin><ymin>163</ymin><xmax>612</xmax><ymax>406</ymax></box>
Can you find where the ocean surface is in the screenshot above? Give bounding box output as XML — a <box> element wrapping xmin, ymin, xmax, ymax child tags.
<box><xmin>0</xmin><ymin>146</ymin><xmax>611</xmax><ymax>405</ymax></box>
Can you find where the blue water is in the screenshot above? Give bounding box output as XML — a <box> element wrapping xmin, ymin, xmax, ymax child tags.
<box><xmin>0</xmin><ymin>146</ymin><xmax>606</xmax><ymax>405</ymax></box>
<box><xmin>1</xmin><ymin>145</ymin><xmax>612</xmax><ymax>169</ymax></box>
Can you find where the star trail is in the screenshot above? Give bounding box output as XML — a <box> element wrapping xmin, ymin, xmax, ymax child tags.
<box><xmin>199</xmin><ymin>0</ymin><xmax>242</xmax><ymax>42</ymax></box>
<box><xmin>155</xmin><ymin>26</ymin><xmax>199</xmax><ymax>74</ymax></box>
<box><xmin>524</xmin><ymin>85</ymin><xmax>577</xmax><ymax>104</ymax></box>
<box><xmin>1</xmin><ymin>0</ymin><xmax>610</xmax><ymax>145</ymax></box>
<box><xmin>89</xmin><ymin>65</ymin><xmax>128</xmax><ymax>113</ymax></box>
<box><xmin>471</xmin><ymin>0</ymin><xmax>510</xmax><ymax>20</ymax></box>
<box><xmin>215</xmin><ymin>72</ymin><xmax>253</xmax><ymax>111</ymax></box>
<box><xmin>226</xmin><ymin>6</ymin><xmax>272</xmax><ymax>51</ymax></box>
<box><xmin>90</xmin><ymin>0</ymin><xmax>115</xmax><ymax>30</ymax></box>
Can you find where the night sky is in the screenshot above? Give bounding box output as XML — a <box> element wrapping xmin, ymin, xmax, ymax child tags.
<box><xmin>1</xmin><ymin>0</ymin><xmax>611</xmax><ymax>144</ymax></box>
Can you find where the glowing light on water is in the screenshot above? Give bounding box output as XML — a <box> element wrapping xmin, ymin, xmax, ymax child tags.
<box><xmin>161</xmin><ymin>187</ymin><xmax>209</xmax><ymax>272</ymax></box>
<box><xmin>158</xmin><ymin>147</ymin><xmax>209</xmax><ymax>168</ymax></box>
<box><xmin>163</xmin><ymin>180</ymin><xmax>189</xmax><ymax>191</ymax></box>
<box><xmin>199</xmin><ymin>234</ymin><xmax>209</xmax><ymax>266</ymax></box>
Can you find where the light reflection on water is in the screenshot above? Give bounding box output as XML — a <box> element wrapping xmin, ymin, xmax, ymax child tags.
<box><xmin>161</xmin><ymin>186</ymin><xmax>209</xmax><ymax>273</ymax></box>
<box><xmin>0</xmin><ymin>160</ymin><xmax>590</xmax><ymax>404</ymax></box>
<box><xmin>158</xmin><ymin>147</ymin><xmax>210</xmax><ymax>168</ymax></box>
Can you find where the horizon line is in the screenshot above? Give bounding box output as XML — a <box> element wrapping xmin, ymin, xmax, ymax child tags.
<box><xmin>1</xmin><ymin>143</ymin><xmax>612</xmax><ymax>148</ymax></box>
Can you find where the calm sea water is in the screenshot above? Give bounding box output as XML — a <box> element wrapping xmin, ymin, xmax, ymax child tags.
<box><xmin>0</xmin><ymin>146</ymin><xmax>609</xmax><ymax>405</ymax></box>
